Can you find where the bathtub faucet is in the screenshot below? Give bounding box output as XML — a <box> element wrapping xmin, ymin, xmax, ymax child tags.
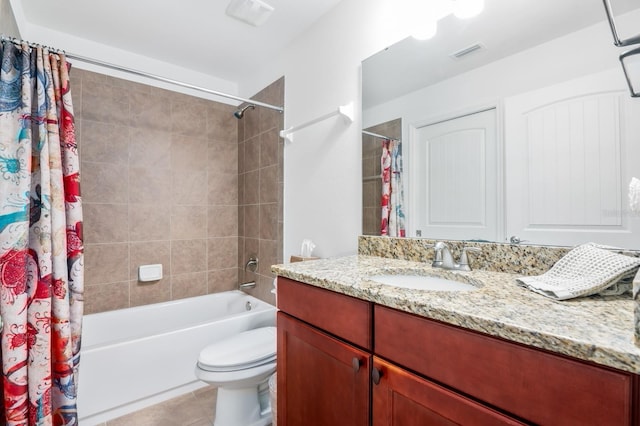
<box><xmin>240</xmin><ymin>256</ymin><xmax>258</xmax><ymax>290</ymax></box>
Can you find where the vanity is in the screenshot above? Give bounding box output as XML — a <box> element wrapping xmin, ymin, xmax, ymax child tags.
<box><xmin>273</xmin><ymin>237</ymin><xmax>640</xmax><ymax>425</ymax></box>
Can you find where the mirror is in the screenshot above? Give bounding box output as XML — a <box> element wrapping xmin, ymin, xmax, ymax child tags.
<box><xmin>362</xmin><ymin>0</ymin><xmax>640</xmax><ymax>248</ymax></box>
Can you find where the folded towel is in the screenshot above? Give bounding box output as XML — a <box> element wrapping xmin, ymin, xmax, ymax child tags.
<box><xmin>517</xmin><ymin>243</ymin><xmax>640</xmax><ymax>300</ymax></box>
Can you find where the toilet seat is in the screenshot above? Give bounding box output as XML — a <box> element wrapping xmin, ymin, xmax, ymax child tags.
<box><xmin>198</xmin><ymin>326</ymin><xmax>276</xmax><ymax>373</ymax></box>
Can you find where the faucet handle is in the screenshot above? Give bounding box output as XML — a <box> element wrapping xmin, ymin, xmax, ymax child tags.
<box><xmin>458</xmin><ymin>247</ymin><xmax>481</xmax><ymax>271</ymax></box>
<box><xmin>431</xmin><ymin>242</ymin><xmax>447</xmax><ymax>267</ymax></box>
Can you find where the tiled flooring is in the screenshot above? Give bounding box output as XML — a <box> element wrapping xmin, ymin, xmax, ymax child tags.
<box><xmin>98</xmin><ymin>386</ymin><xmax>218</xmax><ymax>426</ymax></box>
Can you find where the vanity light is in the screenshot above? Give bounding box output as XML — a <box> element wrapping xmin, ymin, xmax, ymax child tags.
<box><xmin>620</xmin><ymin>46</ymin><xmax>640</xmax><ymax>97</ymax></box>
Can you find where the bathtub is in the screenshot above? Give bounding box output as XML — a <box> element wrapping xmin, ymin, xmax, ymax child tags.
<box><xmin>77</xmin><ymin>291</ymin><xmax>276</xmax><ymax>425</ymax></box>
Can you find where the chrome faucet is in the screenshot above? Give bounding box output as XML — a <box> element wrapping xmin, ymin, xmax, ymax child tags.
<box><xmin>432</xmin><ymin>242</ymin><xmax>481</xmax><ymax>272</ymax></box>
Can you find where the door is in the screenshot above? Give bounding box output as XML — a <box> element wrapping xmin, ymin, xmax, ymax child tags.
<box><xmin>372</xmin><ymin>357</ymin><xmax>525</xmax><ymax>426</ymax></box>
<box><xmin>411</xmin><ymin>108</ymin><xmax>499</xmax><ymax>241</ymax></box>
<box><xmin>504</xmin><ymin>68</ymin><xmax>640</xmax><ymax>247</ymax></box>
<box><xmin>277</xmin><ymin>312</ymin><xmax>371</xmax><ymax>426</ymax></box>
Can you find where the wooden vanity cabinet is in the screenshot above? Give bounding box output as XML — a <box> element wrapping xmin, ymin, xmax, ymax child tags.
<box><xmin>277</xmin><ymin>277</ymin><xmax>372</xmax><ymax>426</ymax></box>
<box><xmin>276</xmin><ymin>277</ymin><xmax>639</xmax><ymax>425</ymax></box>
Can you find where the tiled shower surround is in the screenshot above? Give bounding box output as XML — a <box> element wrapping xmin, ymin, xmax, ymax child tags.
<box><xmin>72</xmin><ymin>68</ymin><xmax>282</xmax><ymax>314</ymax></box>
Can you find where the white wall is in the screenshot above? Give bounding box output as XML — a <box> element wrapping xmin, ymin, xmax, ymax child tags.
<box><xmin>242</xmin><ymin>0</ymin><xmax>413</xmax><ymax>260</ymax></box>
<box><xmin>0</xmin><ymin>0</ymin><xmax>20</xmax><ymax>37</ymax></box>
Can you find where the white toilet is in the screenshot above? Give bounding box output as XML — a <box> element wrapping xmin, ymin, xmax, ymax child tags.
<box><xmin>195</xmin><ymin>326</ymin><xmax>277</xmax><ymax>426</ymax></box>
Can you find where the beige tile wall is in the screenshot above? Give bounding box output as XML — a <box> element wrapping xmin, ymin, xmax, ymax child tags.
<box><xmin>362</xmin><ymin>118</ymin><xmax>402</xmax><ymax>236</ymax></box>
<box><xmin>73</xmin><ymin>68</ymin><xmax>283</xmax><ymax>314</ymax></box>
<box><xmin>237</xmin><ymin>78</ymin><xmax>284</xmax><ymax>305</ymax></box>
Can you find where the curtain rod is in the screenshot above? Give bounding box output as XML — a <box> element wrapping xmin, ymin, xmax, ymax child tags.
<box><xmin>362</xmin><ymin>130</ymin><xmax>399</xmax><ymax>141</ymax></box>
<box><xmin>1</xmin><ymin>35</ymin><xmax>284</xmax><ymax>113</ymax></box>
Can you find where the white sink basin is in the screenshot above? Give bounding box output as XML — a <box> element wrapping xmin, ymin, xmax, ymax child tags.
<box><xmin>368</xmin><ymin>274</ymin><xmax>479</xmax><ymax>291</ymax></box>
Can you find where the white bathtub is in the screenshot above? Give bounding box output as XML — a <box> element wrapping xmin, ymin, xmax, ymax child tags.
<box><xmin>77</xmin><ymin>291</ymin><xmax>276</xmax><ymax>425</ymax></box>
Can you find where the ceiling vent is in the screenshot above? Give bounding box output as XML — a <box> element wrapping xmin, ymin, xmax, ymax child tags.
<box><xmin>226</xmin><ymin>0</ymin><xmax>275</xmax><ymax>27</ymax></box>
<box><xmin>450</xmin><ymin>43</ymin><xmax>485</xmax><ymax>59</ymax></box>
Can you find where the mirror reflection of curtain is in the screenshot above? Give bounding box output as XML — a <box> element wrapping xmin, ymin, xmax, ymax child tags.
<box><xmin>381</xmin><ymin>139</ymin><xmax>406</xmax><ymax>237</ymax></box>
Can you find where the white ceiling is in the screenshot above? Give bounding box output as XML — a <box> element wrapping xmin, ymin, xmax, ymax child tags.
<box><xmin>11</xmin><ymin>0</ymin><xmax>344</xmax><ymax>84</ymax></box>
<box><xmin>362</xmin><ymin>0</ymin><xmax>640</xmax><ymax>109</ymax></box>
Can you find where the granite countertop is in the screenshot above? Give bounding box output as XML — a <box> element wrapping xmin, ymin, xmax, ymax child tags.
<box><xmin>272</xmin><ymin>255</ymin><xmax>640</xmax><ymax>374</ymax></box>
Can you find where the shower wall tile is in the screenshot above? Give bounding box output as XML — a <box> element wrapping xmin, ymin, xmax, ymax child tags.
<box><xmin>129</xmin><ymin>204</ymin><xmax>170</xmax><ymax>242</ymax></box>
<box><xmin>208</xmin><ymin>268</ymin><xmax>238</xmax><ymax>293</ymax></box>
<box><xmin>171</xmin><ymin>98</ymin><xmax>208</xmax><ymax>137</ymax></box>
<box><xmin>207</xmin><ymin>237</ymin><xmax>238</xmax><ymax>270</ymax></box>
<box><xmin>83</xmin><ymin>203</ymin><xmax>129</xmax><ymax>244</ymax></box>
<box><xmin>128</xmin><ymin>92</ymin><xmax>171</xmax><ymax>132</ymax></box>
<box><xmin>128</xmin><ymin>167</ymin><xmax>172</xmax><ymax>204</ymax></box>
<box><xmin>208</xmin><ymin>206</ymin><xmax>238</xmax><ymax>238</ymax></box>
<box><xmin>208</xmin><ymin>171</ymin><xmax>238</xmax><ymax>205</ymax></box>
<box><xmin>244</xmin><ymin>136</ymin><xmax>260</xmax><ymax>172</ymax></box>
<box><xmin>209</xmin><ymin>139</ymin><xmax>238</xmax><ymax>174</ymax></box>
<box><xmin>171</xmin><ymin>272</ymin><xmax>208</xmax><ymax>300</ymax></box>
<box><xmin>130</xmin><ymin>279</ymin><xmax>171</xmax><ymax>307</ymax></box>
<box><xmin>74</xmin><ymin>68</ymin><xmax>282</xmax><ymax>313</ymax></box>
<box><xmin>171</xmin><ymin>205</ymin><xmax>207</xmax><ymax>240</ymax></box>
<box><xmin>259</xmin><ymin>165</ymin><xmax>277</xmax><ymax>204</ymax></box>
<box><xmin>84</xmin><ymin>243</ymin><xmax>129</xmax><ymax>285</ymax></box>
<box><xmin>171</xmin><ymin>170</ymin><xmax>208</xmax><ymax>205</ymax></box>
<box><xmin>171</xmin><ymin>239</ymin><xmax>207</xmax><ymax>275</ymax></box>
<box><xmin>170</xmin><ymin>134</ymin><xmax>209</xmax><ymax>171</ymax></box>
<box><xmin>82</xmin><ymin>162</ymin><xmax>128</xmax><ymax>204</ymax></box>
<box><xmin>129</xmin><ymin>128</ymin><xmax>171</xmax><ymax>168</ymax></box>
<box><xmin>80</xmin><ymin>120</ymin><xmax>129</xmax><ymax>165</ymax></box>
<box><xmin>84</xmin><ymin>281</ymin><xmax>130</xmax><ymax>315</ymax></box>
<box><xmin>207</xmin><ymin>103</ymin><xmax>237</xmax><ymax>143</ymax></box>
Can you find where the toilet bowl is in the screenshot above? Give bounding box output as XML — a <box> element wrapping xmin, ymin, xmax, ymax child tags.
<box><xmin>195</xmin><ymin>326</ymin><xmax>276</xmax><ymax>426</ymax></box>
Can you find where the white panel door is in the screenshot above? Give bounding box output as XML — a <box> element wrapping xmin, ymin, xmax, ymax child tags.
<box><xmin>412</xmin><ymin>108</ymin><xmax>498</xmax><ymax>241</ymax></box>
<box><xmin>505</xmin><ymin>68</ymin><xmax>640</xmax><ymax>248</ymax></box>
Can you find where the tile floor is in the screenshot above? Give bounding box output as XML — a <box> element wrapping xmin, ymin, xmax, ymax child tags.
<box><xmin>97</xmin><ymin>385</ymin><xmax>218</xmax><ymax>426</ymax></box>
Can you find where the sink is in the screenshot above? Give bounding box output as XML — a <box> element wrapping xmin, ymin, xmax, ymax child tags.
<box><xmin>367</xmin><ymin>273</ymin><xmax>479</xmax><ymax>291</ymax></box>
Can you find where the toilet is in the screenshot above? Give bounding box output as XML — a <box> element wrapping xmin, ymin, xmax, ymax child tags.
<box><xmin>195</xmin><ymin>326</ymin><xmax>277</xmax><ymax>426</ymax></box>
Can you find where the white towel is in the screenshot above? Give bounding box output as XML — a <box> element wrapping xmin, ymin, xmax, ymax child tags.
<box><xmin>517</xmin><ymin>243</ymin><xmax>640</xmax><ymax>300</ymax></box>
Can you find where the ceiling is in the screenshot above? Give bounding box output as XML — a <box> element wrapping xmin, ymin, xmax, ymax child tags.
<box><xmin>363</xmin><ymin>0</ymin><xmax>640</xmax><ymax>109</ymax></box>
<box><xmin>11</xmin><ymin>0</ymin><xmax>344</xmax><ymax>84</ymax></box>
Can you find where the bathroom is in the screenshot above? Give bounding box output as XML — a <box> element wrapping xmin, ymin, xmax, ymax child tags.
<box><xmin>1</xmin><ymin>0</ymin><xmax>640</xmax><ymax>424</ymax></box>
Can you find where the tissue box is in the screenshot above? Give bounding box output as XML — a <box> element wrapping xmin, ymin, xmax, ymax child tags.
<box><xmin>290</xmin><ymin>255</ymin><xmax>320</xmax><ymax>263</ymax></box>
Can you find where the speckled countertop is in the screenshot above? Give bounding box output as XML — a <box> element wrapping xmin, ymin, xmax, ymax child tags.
<box><xmin>272</xmin><ymin>254</ymin><xmax>640</xmax><ymax>374</ymax></box>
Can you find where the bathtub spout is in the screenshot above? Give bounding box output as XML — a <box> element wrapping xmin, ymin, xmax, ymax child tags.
<box><xmin>239</xmin><ymin>281</ymin><xmax>257</xmax><ymax>290</ymax></box>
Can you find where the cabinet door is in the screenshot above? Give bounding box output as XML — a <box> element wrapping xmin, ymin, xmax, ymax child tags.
<box><xmin>372</xmin><ymin>358</ymin><xmax>525</xmax><ymax>426</ymax></box>
<box><xmin>277</xmin><ymin>312</ymin><xmax>371</xmax><ymax>426</ymax></box>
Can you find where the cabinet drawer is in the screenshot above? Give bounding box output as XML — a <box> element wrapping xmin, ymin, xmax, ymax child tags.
<box><xmin>375</xmin><ymin>305</ymin><xmax>635</xmax><ymax>426</ymax></box>
<box><xmin>277</xmin><ymin>277</ymin><xmax>372</xmax><ymax>350</ymax></box>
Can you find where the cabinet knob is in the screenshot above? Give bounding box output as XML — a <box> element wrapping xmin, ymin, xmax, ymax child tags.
<box><xmin>372</xmin><ymin>367</ymin><xmax>383</xmax><ymax>385</ymax></box>
<box><xmin>352</xmin><ymin>357</ymin><xmax>361</xmax><ymax>373</ymax></box>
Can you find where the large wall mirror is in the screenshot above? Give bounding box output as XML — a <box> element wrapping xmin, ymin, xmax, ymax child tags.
<box><xmin>362</xmin><ymin>0</ymin><xmax>640</xmax><ymax>249</ymax></box>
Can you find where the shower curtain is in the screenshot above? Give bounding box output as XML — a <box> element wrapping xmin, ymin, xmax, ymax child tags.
<box><xmin>0</xmin><ymin>41</ymin><xmax>84</xmax><ymax>425</ymax></box>
<box><xmin>380</xmin><ymin>139</ymin><xmax>405</xmax><ymax>237</ymax></box>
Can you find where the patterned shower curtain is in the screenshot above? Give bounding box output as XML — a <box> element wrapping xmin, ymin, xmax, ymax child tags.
<box><xmin>380</xmin><ymin>139</ymin><xmax>405</xmax><ymax>237</ymax></box>
<box><xmin>0</xmin><ymin>41</ymin><xmax>84</xmax><ymax>425</ymax></box>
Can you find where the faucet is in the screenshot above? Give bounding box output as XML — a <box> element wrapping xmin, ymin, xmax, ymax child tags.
<box><xmin>432</xmin><ymin>242</ymin><xmax>481</xmax><ymax>272</ymax></box>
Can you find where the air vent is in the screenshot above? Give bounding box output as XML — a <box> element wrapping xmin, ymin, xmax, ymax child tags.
<box><xmin>226</xmin><ymin>0</ymin><xmax>274</xmax><ymax>27</ymax></box>
<box><xmin>450</xmin><ymin>43</ymin><xmax>485</xmax><ymax>59</ymax></box>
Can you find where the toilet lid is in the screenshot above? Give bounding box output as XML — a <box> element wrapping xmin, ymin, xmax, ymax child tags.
<box><xmin>198</xmin><ymin>326</ymin><xmax>276</xmax><ymax>372</ymax></box>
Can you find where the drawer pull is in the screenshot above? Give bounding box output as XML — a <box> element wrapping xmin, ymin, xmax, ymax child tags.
<box><xmin>352</xmin><ymin>357</ymin><xmax>361</xmax><ymax>373</ymax></box>
<box><xmin>372</xmin><ymin>367</ymin><xmax>383</xmax><ymax>385</ymax></box>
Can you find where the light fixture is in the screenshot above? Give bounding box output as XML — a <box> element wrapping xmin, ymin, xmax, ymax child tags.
<box><xmin>226</xmin><ymin>0</ymin><xmax>274</xmax><ymax>27</ymax></box>
<box><xmin>453</xmin><ymin>0</ymin><xmax>485</xmax><ymax>19</ymax></box>
<box><xmin>620</xmin><ymin>46</ymin><xmax>640</xmax><ymax>97</ymax></box>
<box><xmin>602</xmin><ymin>0</ymin><xmax>640</xmax><ymax>46</ymax></box>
